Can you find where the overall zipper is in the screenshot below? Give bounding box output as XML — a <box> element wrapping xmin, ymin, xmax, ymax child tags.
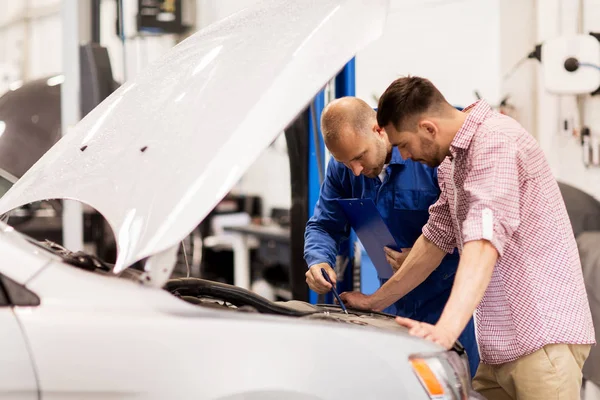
<box><xmin>375</xmin><ymin>165</ymin><xmax>389</xmax><ymax>204</ymax></box>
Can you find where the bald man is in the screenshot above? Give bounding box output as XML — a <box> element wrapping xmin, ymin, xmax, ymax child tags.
<box><xmin>303</xmin><ymin>97</ymin><xmax>479</xmax><ymax>375</ymax></box>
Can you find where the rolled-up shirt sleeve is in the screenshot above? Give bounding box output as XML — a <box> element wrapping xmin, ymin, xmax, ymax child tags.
<box><xmin>461</xmin><ymin>132</ymin><xmax>520</xmax><ymax>257</ymax></box>
<box><xmin>422</xmin><ymin>164</ymin><xmax>457</xmax><ymax>253</ymax></box>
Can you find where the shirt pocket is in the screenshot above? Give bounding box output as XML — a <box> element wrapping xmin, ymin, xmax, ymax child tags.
<box><xmin>393</xmin><ymin>189</ymin><xmax>440</xmax><ymax>211</ymax></box>
<box><xmin>391</xmin><ymin>189</ymin><xmax>440</xmax><ymax>246</ymax></box>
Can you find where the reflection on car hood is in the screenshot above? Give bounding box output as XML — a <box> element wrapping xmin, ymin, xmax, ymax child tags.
<box><xmin>0</xmin><ymin>0</ymin><xmax>389</xmax><ymax>273</ymax></box>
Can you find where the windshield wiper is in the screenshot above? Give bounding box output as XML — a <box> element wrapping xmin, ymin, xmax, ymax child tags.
<box><xmin>36</xmin><ymin>240</ymin><xmax>113</xmax><ymax>272</ymax></box>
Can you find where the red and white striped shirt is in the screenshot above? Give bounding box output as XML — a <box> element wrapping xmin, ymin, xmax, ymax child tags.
<box><xmin>422</xmin><ymin>100</ymin><xmax>595</xmax><ymax>364</ymax></box>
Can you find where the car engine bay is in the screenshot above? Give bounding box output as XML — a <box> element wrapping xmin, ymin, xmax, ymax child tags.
<box><xmin>35</xmin><ymin>238</ymin><xmax>416</xmax><ymax>329</ymax></box>
<box><xmin>167</xmin><ymin>276</ymin><xmax>411</xmax><ymax>330</ymax></box>
<box><xmin>29</xmin><ymin>237</ymin><xmax>468</xmax><ymax>358</ymax></box>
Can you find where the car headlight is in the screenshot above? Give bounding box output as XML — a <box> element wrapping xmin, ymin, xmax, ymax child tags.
<box><xmin>409</xmin><ymin>350</ymin><xmax>471</xmax><ymax>400</ymax></box>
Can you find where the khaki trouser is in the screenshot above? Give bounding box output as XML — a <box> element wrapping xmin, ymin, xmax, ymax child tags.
<box><xmin>472</xmin><ymin>344</ymin><xmax>591</xmax><ymax>399</ymax></box>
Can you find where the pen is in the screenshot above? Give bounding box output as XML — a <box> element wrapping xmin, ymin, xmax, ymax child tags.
<box><xmin>321</xmin><ymin>268</ymin><xmax>348</xmax><ymax>314</ymax></box>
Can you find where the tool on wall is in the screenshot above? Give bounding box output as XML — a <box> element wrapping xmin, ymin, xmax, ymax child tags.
<box><xmin>542</xmin><ymin>34</ymin><xmax>600</xmax><ymax>168</ymax></box>
<box><xmin>538</xmin><ymin>34</ymin><xmax>600</xmax><ymax>95</ymax></box>
<box><xmin>503</xmin><ymin>32</ymin><xmax>600</xmax><ymax>96</ymax></box>
<box><xmin>580</xmin><ymin>127</ymin><xmax>600</xmax><ymax>168</ymax></box>
<box><xmin>592</xmin><ymin>135</ymin><xmax>600</xmax><ymax>167</ymax></box>
<box><xmin>505</xmin><ymin>31</ymin><xmax>600</xmax><ymax>169</ymax></box>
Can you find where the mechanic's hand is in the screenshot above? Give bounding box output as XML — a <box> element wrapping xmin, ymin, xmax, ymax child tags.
<box><xmin>384</xmin><ymin>247</ymin><xmax>411</xmax><ymax>272</ymax></box>
<box><xmin>305</xmin><ymin>263</ymin><xmax>337</xmax><ymax>294</ymax></box>
<box><xmin>339</xmin><ymin>291</ymin><xmax>378</xmax><ymax>311</ymax></box>
<box><xmin>395</xmin><ymin>317</ymin><xmax>456</xmax><ymax>350</ymax></box>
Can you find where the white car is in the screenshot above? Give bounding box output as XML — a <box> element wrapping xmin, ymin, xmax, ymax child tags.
<box><xmin>0</xmin><ymin>1</ymin><xmax>482</xmax><ymax>399</ymax></box>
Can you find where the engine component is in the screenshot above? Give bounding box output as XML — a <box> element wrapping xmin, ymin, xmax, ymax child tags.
<box><xmin>166</xmin><ymin>277</ymin><xmax>314</xmax><ymax>317</ymax></box>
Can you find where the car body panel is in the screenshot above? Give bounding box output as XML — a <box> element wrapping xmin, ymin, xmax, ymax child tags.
<box><xmin>0</xmin><ymin>0</ymin><xmax>389</xmax><ymax>275</ymax></box>
<box><xmin>0</xmin><ymin>223</ymin><xmax>56</xmax><ymax>285</ymax></box>
<box><xmin>0</xmin><ymin>309</ymin><xmax>38</xmax><ymax>400</ymax></box>
<box><xmin>13</xmin><ymin>255</ymin><xmax>437</xmax><ymax>400</ymax></box>
<box><xmin>15</xmin><ymin>307</ymin><xmax>431</xmax><ymax>399</ymax></box>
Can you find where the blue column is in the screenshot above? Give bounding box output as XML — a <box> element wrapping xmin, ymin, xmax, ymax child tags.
<box><xmin>307</xmin><ymin>90</ymin><xmax>326</xmax><ymax>305</ymax></box>
<box><xmin>334</xmin><ymin>58</ymin><xmax>359</xmax><ymax>296</ymax></box>
<box><xmin>335</xmin><ymin>58</ymin><xmax>355</xmax><ymax>98</ymax></box>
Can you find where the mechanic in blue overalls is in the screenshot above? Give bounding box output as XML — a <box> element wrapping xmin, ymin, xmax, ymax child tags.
<box><xmin>304</xmin><ymin>97</ymin><xmax>479</xmax><ymax>376</ymax></box>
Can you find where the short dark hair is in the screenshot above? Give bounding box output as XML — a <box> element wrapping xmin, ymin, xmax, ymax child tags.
<box><xmin>376</xmin><ymin>76</ymin><xmax>449</xmax><ymax>131</ymax></box>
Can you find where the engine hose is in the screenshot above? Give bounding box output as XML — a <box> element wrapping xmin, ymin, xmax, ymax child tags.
<box><xmin>166</xmin><ymin>278</ymin><xmax>315</xmax><ymax>317</ymax></box>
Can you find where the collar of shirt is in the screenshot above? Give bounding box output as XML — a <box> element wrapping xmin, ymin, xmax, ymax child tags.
<box><xmin>376</xmin><ymin>147</ymin><xmax>405</xmax><ymax>183</ymax></box>
<box><xmin>389</xmin><ymin>146</ymin><xmax>406</xmax><ymax>165</ymax></box>
<box><xmin>450</xmin><ymin>99</ymin><xmax>493</xmax><ymax>156</ymax></box>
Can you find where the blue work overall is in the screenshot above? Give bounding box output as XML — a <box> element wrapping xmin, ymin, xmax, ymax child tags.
<box><xmin>304</xmin><ymin>147</ymin><xmax>480</xmax><ymax>376</ymax></box>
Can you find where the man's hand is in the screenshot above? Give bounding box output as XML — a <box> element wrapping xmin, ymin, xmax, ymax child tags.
<box><xmin>339</xmin><ymin>291</ymin><xmax>380</xmax><ymax>311</ymax></box>
<box><xmin>305</xmin><ymin>263</ymin><xmax>337</xmax><ymax>294</ymax></box>
<box><xmin>384</xmin><ymin>247</ymin><xmax>412</xmax><ymax>272</ymax></box>
<box><xmin>395</xmin><ymin>317</ymin><xmax>457</xmax><ymax>349</ymax></box>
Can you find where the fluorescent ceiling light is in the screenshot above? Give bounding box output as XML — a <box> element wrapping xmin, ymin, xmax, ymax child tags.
<box><xmin>47</xmin><ymin>75</ymin><xmax>65</xmax><ymax>86</ymax></box>
<box><xmin>9</xmin><ymin>80</ymin><xmax>22</xmax><ymax>91</ymax></box>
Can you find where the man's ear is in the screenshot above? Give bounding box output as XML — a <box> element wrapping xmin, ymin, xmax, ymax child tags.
<box><xmin>374</xmin><ymin>123</ymin><xmax>384</xmax><ymax>137</ymax></box>
<box><xmin>420</xmin><ymin>120</ymin><xmax>438</xmax><ymax>137</ymax></box>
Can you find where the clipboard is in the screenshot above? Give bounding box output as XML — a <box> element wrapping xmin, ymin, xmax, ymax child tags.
<box><xmin>337</xmin><ymin>198</ymin><xmax>400</xmax><ymax>279</ymax></box>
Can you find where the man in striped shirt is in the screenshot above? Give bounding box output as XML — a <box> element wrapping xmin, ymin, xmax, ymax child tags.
<box><xmin>342</xmin><ymin>76</ymin><xmax>595</xmax><ymax>399</ymax></box>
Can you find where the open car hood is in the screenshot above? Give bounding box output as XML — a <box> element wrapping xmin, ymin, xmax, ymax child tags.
<box><xmin>0</xmin><ymin>0</ymin><xmax>389</xmax><ymax>274</ymax></box>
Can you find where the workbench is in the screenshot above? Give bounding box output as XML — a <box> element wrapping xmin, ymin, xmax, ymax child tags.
<box><xmin>224</xmin><ymin>224</ymin><xmax>290</xmax><ymax>292</ymax></box>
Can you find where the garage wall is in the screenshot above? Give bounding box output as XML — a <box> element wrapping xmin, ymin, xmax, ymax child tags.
<box><xmin>564</xmin><ymin>0</ymin><xmax>600</xmax><ymax>200</ymax></box>
<box><xmin>0</xmin><ymin>0</ymin><xmax>62</xmax><ymax>92</ymax></box>
<box><xmin>458</xmin><ymin>0</ymin><xmax>600</xmax><ymax>201</ymax></box>
<box><xmin>534</xmin><ymin>0</ymin><xmax>600</xmax><ymax>200</ymax></box>
<box><xmin>358</xmin><ymin>0</ymin><xmax>600</xmax><ymax>201</ymax></box>
<box><xmin>0</xmin><ymin>0</ymin><xmax>177</xmax><ymax>95</ymax></box>
<box><xmin>499</xmin><ymin>0</ymin><xmax>537</xmax><ymax>137</ymax></box>
<box><xmin>356</xmin><ymin>0</ymin><xmax>502</xmax><ymax>110</ymax></box>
